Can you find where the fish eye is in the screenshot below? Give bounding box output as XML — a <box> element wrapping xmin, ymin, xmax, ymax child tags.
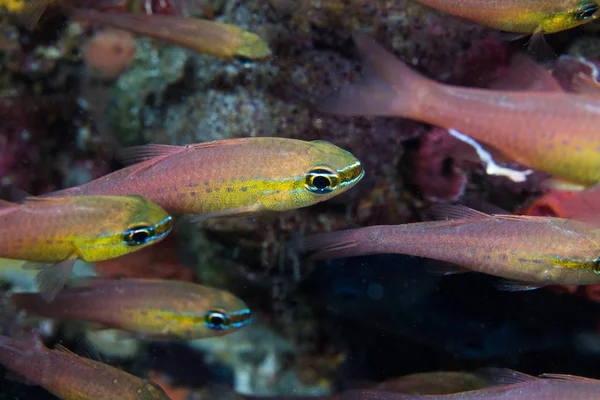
<box><xmin>305</xmin><ymin>168</ymin><xmax>339</xmax><ymax>194</ymax></box>
<box><xmin>205</xmin><ymin>310</ymin><xmax>231</xmax><ymax>330</ymax></box>
<box><xmin>593</xmin><ymin>259</ymin><xmax>600</xmax><ymax>275</ymax></box>
<box><xmin>123</xmin><ymin>225</ymin><xmax>154</xmax><ymax>246</ymax></box>
<box><xmin>575</xmin><ymin>3</ymin><xmax>598</xmax><ymax>20</ymax></box>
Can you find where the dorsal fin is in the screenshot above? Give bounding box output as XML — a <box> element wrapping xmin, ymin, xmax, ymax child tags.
<box><xmin>488</xmin><ymin>53</ymin><xmax>562</xmax><ymax>92</ymax></box>
<box><xmin>116</xmin><ymin>144</ymin><xmax>185</xmax><ymax>166</ymax></box>
<box><xmin>477</xmin><ymin>368</ymin><xmax>539</xmax><ymax>386</ymax></box>
<box><xmin>539</xmin><ymin>373</ymin><xmax>600</xmax><ymax>383</ymax></box>
<box><xmin>428</xmin><ymin>204</ymin><xmax>491</xmax><ymax>221</ymax></box>
<box><xmin>117</xmin><ymin>139</ymin><xmax>252</xmax><ymax>167</ymax></box>
<box><xmin>54</xmin><ymin>344</ymin><xmax>96</xmax><ymax>368</ymax></box>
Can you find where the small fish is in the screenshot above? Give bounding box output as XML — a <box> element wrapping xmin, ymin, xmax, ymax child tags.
<box><xmin>413</xmin><ymin>0</ymin><xmax>600</xmax><ymax>53</ymax></box>
<box><xmin>319</xmin><ymin>33</ymin><xmax>600</xmax><ymax>188</ymax></box>
<box><xmin>72</xmin><ymin>9</ymin><xmax>271</xmax><ymax>60</ymax></box>
<box><xmin>44</xmin><ymin>138</ymin><xmax>365</xmax><ymax>219</ymax></box>
<box><xmin>11</xmin><ymin>277</ymin><xmax>252</xmax><ymax>339</ymax></box>
<box><xmin>209</xmin><ymin>370</ymin><xmax>600</xmax><ymax>399</ymax></box>
<box><xmin>0</xmin><ymin>195</ymin><xmax>172</xmax><ymax>301</ymax></box>
<box><xmin>300</xmin><ymin>204</ymin><xmax>600</xmax><ymax>288</ymax></box>
<box><xmin>0</xmin><ymin>335</ymin><xmax>172</xmax><ymax>399</ymax></box>
<box><xmin>334</xmin><ymin>369</ymin><xmax>600</xmax><ymax>399</ymax></box>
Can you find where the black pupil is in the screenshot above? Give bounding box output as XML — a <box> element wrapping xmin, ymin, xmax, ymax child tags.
<box><xmin>210</xmin><ymin>315</ymin><xmax>224</xmax><ymax>326</ymax></box>
<box><xmin>312</xmin><ymin>175</ymin><xmax>331</xmax><ymax>189</ymax></box>
<box><xmin>576</xmin><ymin>4</ymin><xmax>598</xmax><ymax>19</ymax></box>
<box><xmin>125</xmin><ymin>227</ymin><xmax>152</xmax><ymax>245</ymax></box>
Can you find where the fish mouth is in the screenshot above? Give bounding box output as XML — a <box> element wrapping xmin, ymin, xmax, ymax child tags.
<box><xmin>151</xmin><ymin>216</ymin><xmax>174</xmax><ymax>242</ymax></box>
<box><xmin>230</xmin><ymin>309</ymin><xmax>252</xmax><ymax>328</ymax></box>
<box><xmin>339</xmin><ymin>161</ymin><xmax>364</xmax><ymax>188</ymax></box>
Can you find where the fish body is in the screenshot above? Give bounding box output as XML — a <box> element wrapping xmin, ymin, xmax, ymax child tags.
<box><xmin>0</xmin><ymin>195</ymin><xmax>172</xmax><ymax>300</ymax></box>
<box><xmin>301</xmin><ymin>205</ymin><xmax>600</xmax><ymax>286</ymax></box>
<box><xmin>375</xmin><ymin>371</ymin><xmax>489</xmax><ymax>395</ymax></box>
<box><xmin>72</xmin><ymin>9</ymin><xmax>271</xmax><ymax>60</ymax></box>
<box><xmin>0</xmin><ymin>335</ymin><xmax>171</xmax><ymax>399</ymax></box>
<box><xmin>413</xmin><ymin>0</ymin><xmax>600</xmax><ymax>34</ymax></box>
<box><xmin>334</xmin><ymin>372</ymin><xmax>600</xmax><ymax>399</ymax></box>
<box><xmin>0</xmin><ymin>195</ymin><xmax>172</xmax><ymax>263</ymax></box>
<box><xmin>11</xmin><ymin>278</ymin><xmax>251</xmax><ymax>339</ymax></box>
<box><xmin>320</xmin><ymin>33</ymin><xmax>600</xmax><ymax>187</ymax></box>
<box><xmin>44</xmin><ymin>138</ymin><xmax>364</xmax><ymax>218</ymax></box>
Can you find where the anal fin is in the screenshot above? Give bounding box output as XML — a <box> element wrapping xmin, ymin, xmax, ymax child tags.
<box><xmin>495</xmin><ymin>279</ymin><xmax>546</xmax><ymax>291</ymax></box>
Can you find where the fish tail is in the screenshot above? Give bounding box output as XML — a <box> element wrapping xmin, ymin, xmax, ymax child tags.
<box><xmin>298</xmin><ymin>229</ymin><xmax>364</xmax><ymax>260</ymax></box>
<box><xmin>318</xmin><ymin>32</ymin><xmax>435</xmax><ymax>120</ymax></box>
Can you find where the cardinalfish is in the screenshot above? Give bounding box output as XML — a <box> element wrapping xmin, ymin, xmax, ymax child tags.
<box><xmin>0</xmin><ymin>335</ymin><xmax>172</xmax><ymax>399</ymax></box>
<box><xmin>0</xmin><ymin>195</ymin><xmax>172</xmax><ymax>301</ymax></box>
<box><xmin>300</xmin><ymin>205</ymin><xmax>600</xmax><ymax>289</ymax></box>
<box><xmin>319</xmin><ymin>33</ymin><xmax>600</xmax><ymax>189</ymax></box>
<box><xmin>288</xmin><ymin>369</ymin><xmax>600</xmax><ymax>399</ymax></box>
<box><xmin>72</xmin><ymin>9</ymin><xmax>271</xmax><ymax>60</ymax></box>
<box><xmin>44</xmin><ymin>137</ymin><xmax>365</xmax><ymax>219</ymax></box>
<box><xmin>374</xmin><ymin>371</ymin><xmax>489</xmax><ymax>395</ymax></box>
<box><xmin>11</xmin><ymin>278</ymin><xmax>252</xmax><ymax>339</ymax></box>
<box><xmin>413</xmin><ymin>0</ymin><xmax>600</xmax><ymax>51</ymax></box>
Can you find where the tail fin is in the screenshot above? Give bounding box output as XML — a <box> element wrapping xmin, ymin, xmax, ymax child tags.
<box><xmin>318</xmin><ymin>32</ymin><xmax>434</xmax><ymax>119</ymax></box>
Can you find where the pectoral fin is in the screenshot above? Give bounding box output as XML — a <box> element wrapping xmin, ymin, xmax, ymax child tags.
<box><xmin>24</xmin><ymin>256</ymin><xmax>77</xmax><ymax>302</ymax></box>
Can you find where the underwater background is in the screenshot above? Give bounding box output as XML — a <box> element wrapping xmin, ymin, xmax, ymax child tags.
<box><xmin>2</xmin><ymin>0</ymin><xmax>600</xmax><ymax>399</ymax></box>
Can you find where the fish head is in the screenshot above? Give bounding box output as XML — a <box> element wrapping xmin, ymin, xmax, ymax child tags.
<box><xmin>137</xmin><ymin>379</ymin><xmax>172</xmax><ymax>399</ymax></box>
<box><xmin>286</xmin><ymin>140</ymin><xmax>364</xmax><ymax>207</ymax></box>
<box><xmin>74</xmin><ymin>195</ymin><xmax>173</xmax><ymax>262</ymax></box>
<box><xmin>540</xmin><ymin>0</ymin><xmax>599</xmax><ymax>33</ymax></box>
<box><xmin>170</xmin><ymin>287</ymin><xmax>252</xmax><ymax>339</ymax></box>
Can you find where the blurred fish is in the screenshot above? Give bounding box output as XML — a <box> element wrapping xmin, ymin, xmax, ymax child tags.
<box><xmin>300</xmin><ymin>204</ymin><xmax>600</xmax><ymax>289</ymax></box>
<box><xmin>11</xmin><ymin>278</ymin><xmax>251</xmax><ymax>339</ymax></box>
<box><xmin>374</xmin><ymin>371</ymin><xmax>489</xmax><ymax>395</ymax></box>
<box><xmin>413</xmin><ymin>0</ymin><xmax>600</xmax><ymax>50</ymax></box>
<box><xmin>521</xmin><ymin>186</ymin><xmax>600</xmax><ymax>223</ymax></box>
<box><xmin>0</xmin><ymin>334</ymin><xmax>172</xmax><ymax>399</ymax></box>
<box><xmin>72</xmin><ymin>9</ymin><xmax>271</xmax><ymax>60</ymax></box>
<box><xmin>44</xmin><ymin>138</ymin><xmax>365</xmax><ymax>219</ymax></box>
<box><xmin>195</xmin><ymin>370</ymin><xmax>600</xmax><ymax>399</ymax></box>
<box><xmin>319</xmin><ymin>33</ymin><xmax>600</xmax><ymax>189</ymax></box>
<box><xmin>329</xmin><ymin>369</ymin><xmax>600</xmax><ymax>399</ymax></box>
<box><xmin>0</xmin><ymin>196</ymin><xmax>172</xmax><ymax>301</ymax></box>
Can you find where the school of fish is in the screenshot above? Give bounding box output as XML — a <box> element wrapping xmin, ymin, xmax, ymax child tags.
<box><xmin>1</xmin><ymin>0</ymin><xmax>600</xmax><ymax>398</ymax></box>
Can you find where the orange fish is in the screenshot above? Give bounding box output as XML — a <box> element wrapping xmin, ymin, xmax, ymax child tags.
<box><xmin>11</xmin><ymin>278</ymin><xmax>251</xmax><ymax>339</ymax></box>
<box><xmin>413</xmin><ymin>0</ymin><xmax>600</xmax><ymax>53</ymax></box>
<box><xmin>0</xmin><ymin>195</ymin><xmax>172</xmax><ymax>301</ymax></box>
<box><xmin>319</xmin><ymin>33</ymin><xmax>600</xmax><ymax>189</ymax></box>
<box><xmin>72</xmin><ymin>9</ymin><xmax>271</xmax><ymax>60</ymax></box>
<box><xmin>43</xmin><ymin>138</ymin><xmax>364</xmax><ymax>219</ymax></box>
<box><xmin>0</xmin><ymin>335</ymin><xmax>172</xmax><ymax>399</ymax></box>
<box><xmin>300</xmin><ymin>205</ymin><xmax>600</xmax><ymax>289</ymax></box>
